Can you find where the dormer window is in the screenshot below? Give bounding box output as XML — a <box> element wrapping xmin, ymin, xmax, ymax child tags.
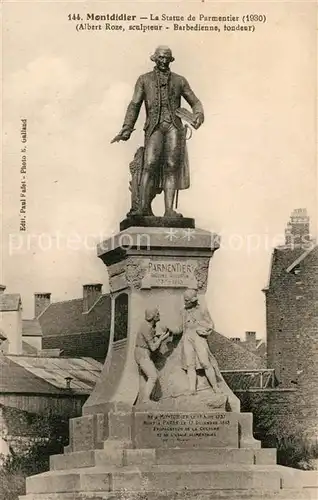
<box><xmin>293</xmin><ymin>266</ymin><xmax>301</xmax><ymax>276</ymax></box>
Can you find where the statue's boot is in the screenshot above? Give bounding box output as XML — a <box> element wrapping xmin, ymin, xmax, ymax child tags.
<box><xmin>139</xmin><ymin>173</ymin><xmax>155</xmax><ymax>216</ymax></box>
<box><xmin>127</xmin><ymin>207</ymin><xmax>141</xmax><ymax>217</ymax></box>
<box><xmin>145</xmin><ymin>197</ymin><xmax>155</xmax><ymax>216</ymax></box>
<box><xmin>130</xmin><ymin>207</ymin><xmax>154</xmax><ymax>217</ymax></box>
<box><xmin>138</xmin><ymin>201</ymin><xmax>154</xmax><ymax>216</ymax></box>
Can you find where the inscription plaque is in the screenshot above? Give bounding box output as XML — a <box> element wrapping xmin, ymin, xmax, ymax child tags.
<box><xmin>141</xmin><ymin>259</ymin><xmax>198</xmax><ymax>288</ymax></box>
<box><xmin>133</xmin><ymin>411</ymin><xmax>238</xmax><ymax>448</ymax></box>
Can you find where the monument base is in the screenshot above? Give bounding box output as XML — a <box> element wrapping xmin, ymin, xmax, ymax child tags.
<box><xmin>19</xmin><ymin>490</ymin><xmax>318</xmax><ymax>500</ymax></box>
<box><xmin>120</xmin><ymin>215</ymin><xmax>195</xmax><ymax>231</ymax></box>
<box><xmin>20</xmin><ymin>409</ymin><xmax>317</xmax><ymax>500</ymax></box>
<box><xmin>19</xmin><ymin>225</ymin><xmax>317</xmax><ymax>499</ymax></box>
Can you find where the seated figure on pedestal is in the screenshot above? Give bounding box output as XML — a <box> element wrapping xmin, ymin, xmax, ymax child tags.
<box><xmin>134</xmin><ymin>307</ymin><xmax>170</xmax><ymax>403</ymax></box>
<box><xmin>171</xmin><ymin>288</ymin><xmax>223</xmax><ymax>395</ymax></box>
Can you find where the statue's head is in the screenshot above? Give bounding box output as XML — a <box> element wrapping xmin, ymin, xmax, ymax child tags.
<box><xmin>150</xmin><ymin>46</ymin><xmax>174</xmax><ymax>71</ymax></box>
<box><xmin>145</xmin><ymin>307</ymin><xmax>160</xmax><ymax>323</ymax></box>
<box><xmin>183</xmin><ymin>288</ymin><xmax>198</xmax><ymax>309</ymax></box>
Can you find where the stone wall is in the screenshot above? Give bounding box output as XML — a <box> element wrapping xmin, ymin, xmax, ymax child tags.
<box><xmin>0</xmin><ymin>394</ymin><xmax>87</xmax><ymax>416</ymax></box>
<box><xmin>265</xmin><ymin>247</ymin><xmax>318</xmax><ymax>445</ymax></box>
<box><xmin>266</xmin><ymin>247</ymin><xmax>318</xmax><ymax>387</ymax></box>
<box><xmin>237</xmin><ymin>388</ymin><xmax>317</xmax><ymax>442</ymax></box>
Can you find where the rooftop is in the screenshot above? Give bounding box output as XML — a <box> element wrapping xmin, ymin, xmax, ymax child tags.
<box><xmin>209</xmin><ymin>330</ymin><xmax>266</xmax><ymax>370</ymax></box>
<box><xmin>1</xmin><ymin>354</ymin><xmax>102</xmax><ymax>395</ymax></box>
<box><xmin>22</xmin><ymin>319</ymin><xmax>42</xmax><ymax>337</ymax></box>
<box><xmin>39</xmin><ymin>294</ymin><xmax>111</xmax><ymax>337</ymax></box>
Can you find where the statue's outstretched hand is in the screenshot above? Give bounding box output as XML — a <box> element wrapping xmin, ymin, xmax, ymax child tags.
<box><xmin>110</xmin><ymin>129</ymin><xmax>132</xmax><ymax>144</ymax></box>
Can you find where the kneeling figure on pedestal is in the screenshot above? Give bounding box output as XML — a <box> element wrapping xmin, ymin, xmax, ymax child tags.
<box><xmin>134</xmin><ymin>307</ymin><xmax>170</xmax><ymax>402</ymax></box>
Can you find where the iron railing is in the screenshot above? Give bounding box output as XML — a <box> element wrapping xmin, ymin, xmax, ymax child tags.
<box><xmin>221</xmin><ymin>369</ymin><xmax>277</xmax><ymax>391</ymax></box>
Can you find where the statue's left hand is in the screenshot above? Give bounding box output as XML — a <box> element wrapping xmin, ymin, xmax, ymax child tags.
<box><xmin>193</xmin><ymin>113</ymin><xmax>204</xmax><ymax>130</ymax></box>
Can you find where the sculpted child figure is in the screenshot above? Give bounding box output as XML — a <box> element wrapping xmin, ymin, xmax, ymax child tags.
<box><xmin>134</xmin><ymin>307</ymin><xmax>170</xmax><ymax>402</ymax></box>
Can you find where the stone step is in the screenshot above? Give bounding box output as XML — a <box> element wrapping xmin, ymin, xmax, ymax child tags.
<box><xmin>19</xmin><ymin>487</ymin><xmax>318</xmax><ymax>500</ymax></box>
<box><xmin>26</xmin><ymin>464</ymin><xmax>283</xmax><ymax>494</ymax></box>
<box><xmin>50</xmin><ymin>450</ymin><xmax>96</xmax><ymax>471</ymax></box>
<box><xmin>111</xmin><ymin>464</ymin><xmax>282</xmax><ymax>492</ymax></box>
<box><xmin>50</xmin><ymin>447</ymin><xmax>277</xmax><ymax>471</ymax></box>
<box><xmin>50</xmin><ymin>448</ymin><xmax>124</xmax><ymax>471</ymax></box>
<box><xmin>154</xmin><ymin>447</ymin><xmax>277</xmax><ymax>466</ymax></box>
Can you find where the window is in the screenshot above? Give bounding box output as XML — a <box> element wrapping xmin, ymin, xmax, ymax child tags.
<box><xmin>113</xmin><ymin>293</ymin><xmax>129</xmax><ymax>342</ymax></box>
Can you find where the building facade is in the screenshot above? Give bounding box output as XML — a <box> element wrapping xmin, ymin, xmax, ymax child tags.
<box><xmin>264</xmin><ymin>209</ymin><xmax>317</xmax><ymax>438</ymax></box>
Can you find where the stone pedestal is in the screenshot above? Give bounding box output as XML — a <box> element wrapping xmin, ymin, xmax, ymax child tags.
<box><xmin>120</xmin><ymin>215</ymin><xmax>196</xmax><ymax>231</ymax></box>
<box><xmin>83</xmin><ymin>225</ymin><xmax>220</xmax><ymax>416</ymax></box>
<box><xmin>19</xmin><ymin>226</ymin><xmax>317</xmax><ymax>500</ymax></box>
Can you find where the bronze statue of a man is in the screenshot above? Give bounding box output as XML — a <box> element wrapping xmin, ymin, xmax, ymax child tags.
<box><xmin>112</xmin><ymin>46</ymin><xmax>204</xmax><ymax>217</ymax></box>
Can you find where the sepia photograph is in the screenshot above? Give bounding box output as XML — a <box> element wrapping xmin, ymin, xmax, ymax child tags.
<box><xmin>1</xmin><ymin>1</ymin><xmax>317</xmax><ymax>499</ymax></box>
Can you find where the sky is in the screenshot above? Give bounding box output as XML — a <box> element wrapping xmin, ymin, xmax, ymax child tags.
<box><xmin>1</xmin><ymin>1</ymin><xmax>317</xmax><ymax>339</ymax></box>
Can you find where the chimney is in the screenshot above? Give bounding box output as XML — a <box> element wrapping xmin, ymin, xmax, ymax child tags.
<box><xmin>34</xmin><ymin>293</ymin><xmax>51</xmax><ymax>318</ymax></box>
<box><xmin>285</xmin><ymin>208</ymin><xmax>311</xmax><ymax>248</ymax></box>
<box><xmin>82</xmin><ymin>284</ymin><xmax>102</xmax><ymax>313</ymax></box>
<box><xmin>245</xmin><ymin>331</ymin><xmax>257</xmax><ymax>349</ymax></box>
<box><xmin>230</xmin><ymin>337</ymin><xmax>241</xmax><ymax>344</ymax></box>
<box><xmin>0</xmin><ymin>285</ymin><xmax>6</xmax><ymax>294</ymax></box>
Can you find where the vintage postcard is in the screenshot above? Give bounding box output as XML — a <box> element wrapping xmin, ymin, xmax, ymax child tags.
<box><xmin>1</xmin><ymin>1</ymin><xmax>317</xmax><ymax>499</ymax></box>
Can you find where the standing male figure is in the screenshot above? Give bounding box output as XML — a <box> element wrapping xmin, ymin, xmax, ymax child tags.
<box><xmin>134</xmin><ymin>307</ymin><xmax>170</xmax><ymax>402</ymax></box>
<box><xmin>112</xmin><ymin>46</ymin><xmax>204</xmax><ymax>217</ymax></box>
<box><xmin>172</xmin><ymin>288</ymin><xmax>222</xmax><ymax>395</ymax></box>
